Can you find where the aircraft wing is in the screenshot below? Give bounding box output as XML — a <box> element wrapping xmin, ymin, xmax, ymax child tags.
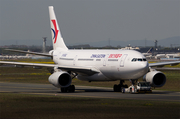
<box><xmin>0</xmin><ymin>61</ymin><xmax>99</xmax><ymax>75</ymax></box>
<box><xmin>149</xmin><ymin>61</ymin><xmax>180</xmax><ymax>67</ymax></box>
<box><xmin>5</xmin><ymin>49</ymin><xmax>52</xmax><ymax>57</ymax></box>
<box><xmin>58</xmin><ymin>65</ymin><xmax>99</xmax><ymax>75</ymax></box>
<box><xmin>0</xmin><ymin>61</ymin><xmax>55</xmax><ymax>68</ymax></box>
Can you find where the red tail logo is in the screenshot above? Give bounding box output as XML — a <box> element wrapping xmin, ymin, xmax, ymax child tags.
<box><xmin>51</xmin><ymin>20</ymin><xmax>59</xmax><ymax>44</ymax></box>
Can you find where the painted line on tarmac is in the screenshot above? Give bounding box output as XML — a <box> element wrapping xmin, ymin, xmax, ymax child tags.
<box><xmin>145</xmin><ymin>93</ymin><xmax>180</xmax><ymax>97</ymax></box>
<box><xmin>0</xmin><ymin>82</ymin><xmax>51</xmax><ymax>86</ymax></box>
<box><xmin>0</xmin><ymin>86</ymin><xmax>52</xmax><ymax>90</ymax></box>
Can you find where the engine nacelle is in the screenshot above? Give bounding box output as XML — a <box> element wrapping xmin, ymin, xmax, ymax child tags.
<box><xmin>48</xmin><ymin>71</ymin><xmax>72</xmax><ymax>88</ymax></box>
<box><xmin>49</xmin><ymin>50</ymin><xmax>54</xmax><ymax>55</ymax></box>
<box><xmin>143</xmin><ymin>71</ymin><xmax>166</xmax><ymax>87</ymax></box>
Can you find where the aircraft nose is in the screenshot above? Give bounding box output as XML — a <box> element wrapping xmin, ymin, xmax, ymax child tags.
<box><xmin>123</xmin><ymin>61</ymin><xmax>149</xmax><ymax>80</ymax></box>
<box><xmin>139</xmin><ymin>62</ymin><xmax>149</xmax><ymax>72</ymax></box>
<box><xmin>141</xmin><ymin>62</ymin><xmax>149</xmax><ymax>68</ymax></box>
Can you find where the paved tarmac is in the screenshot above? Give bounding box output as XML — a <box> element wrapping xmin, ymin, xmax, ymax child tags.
<box><xmin>0</xmin><ymin>82</ymin><xmax>179</xmax><ymax>102</ymax></box>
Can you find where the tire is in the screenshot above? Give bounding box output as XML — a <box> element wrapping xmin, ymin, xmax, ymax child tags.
<box><xmin>113</xmin><ymin>85</ymin><xmax>118</xmax><ymax>92</ymax></box>
<box><xmin>61</xmin><ymin>87</ymin><xmax>68</xmax><ymax>93</ymax></box>
<box><xmin>61</xmin><ymin>85</ymin><xmax>75</xmax><ymax>93</ymax></box>
<box><xmin>68</xmin><ymin>85</ymin><xmax>75</xmax><ymax>92</ymax></box>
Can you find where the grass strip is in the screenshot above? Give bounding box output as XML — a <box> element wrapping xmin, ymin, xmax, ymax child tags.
<box><xmin>0</xmin><ymin>93</ymin><xmax>179</xmax><ymax>119</ymax></box>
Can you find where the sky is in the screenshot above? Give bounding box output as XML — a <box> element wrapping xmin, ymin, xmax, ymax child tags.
<box><xmin>0</xmin><ymin>0</ymin><xmax>179</xmax><ymax>46</ymax></box>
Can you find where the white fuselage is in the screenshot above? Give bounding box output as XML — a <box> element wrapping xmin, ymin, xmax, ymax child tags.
<box><xmin>52</xmin><ymin>49</ymin><xmax>149</xmax><ymax>81</ymax></box>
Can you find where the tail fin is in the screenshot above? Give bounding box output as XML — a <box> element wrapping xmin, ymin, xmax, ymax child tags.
<box><xmin>147</xmin><ymin>47</ymin><xmax>153</xmax><ymax>53</ymax></box>
<box><xmin>49</xmin><ymin>6</ymin><xmax>68</xmax><ymax>50</ymax></box>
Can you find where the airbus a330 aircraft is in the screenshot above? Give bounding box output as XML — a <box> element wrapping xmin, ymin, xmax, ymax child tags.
<box><xmin>0</xmin><ymin>6</ymin><xmax>180</xmax><ymax>93</ymax></box>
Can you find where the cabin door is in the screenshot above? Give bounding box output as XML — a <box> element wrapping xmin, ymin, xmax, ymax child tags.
<box><xmin>73</xmin><ymin>55</ymin><xmax>77</xmax><ymax>65</ymax></box>
<box><xmin>120</xmin><ymin>54</ymin><xmax>128</xmax><ymax>67</ymax></box>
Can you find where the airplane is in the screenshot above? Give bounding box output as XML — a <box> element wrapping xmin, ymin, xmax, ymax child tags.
<box><xmin>155</xmin><ymin>54</ymin><xmax>166</xmax><ymax>59</ymax></box>
<box><xmin>0</xmin><ymin>6</ymin><xmax>180</xmax><ymax>93</ymax></box>
<box><xmin>142</xmin><ymin>47</ymin><xmax>153</xmax><ymax>57</ymax></box>
<box><xmin>155</xmin><ymin>53</ymin><xmax>180</xmax><ymax>60</ymax></box>
<box><xmin>166</xmin><ymin>53</ymin><xmax>180</xmax><ymax>59</ymax></box>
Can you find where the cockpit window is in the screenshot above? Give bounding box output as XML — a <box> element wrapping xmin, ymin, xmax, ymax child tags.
<box><xmin>143</xmin><ymin>58</ymin><xmax>147</xmax><ymax>61</ymax></box>
<box><xmin>132</xmin><ymin>58</ymin><xmax>147</xmax><ymax>62</ymax></box>
<box><xmin>138</xmin><ymin>59</ymin><xmax>142</xmax><ymax>61</ymax></box>
<box><xmin>131</xmin><ymin>58</ymin><xmax>136</xmax><ymax>61</ymax></box>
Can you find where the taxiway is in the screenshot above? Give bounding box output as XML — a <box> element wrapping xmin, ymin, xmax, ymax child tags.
<box><xmin>0</xmin><ymin>82</ymin><xmax>179</xmax><ymax>102</ymax></box>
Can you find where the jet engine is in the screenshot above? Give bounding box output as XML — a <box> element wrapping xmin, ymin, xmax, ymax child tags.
<box><xmin>143</xmin><ymin>71</ymin><xmax>166</xmax><ymax>87</ymax></box>
<box><xmin>48</xmin><ymin>71</ymin><xmax>72</xmax><ymax>88</ymax></box>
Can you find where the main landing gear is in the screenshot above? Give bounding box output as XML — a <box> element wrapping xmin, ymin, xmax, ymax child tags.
<box><xmin>113</xmin><ymin>80</ymin><xmax>128</xmax><ymax>92</ymax></box>
<box><xmin>61</xmin><ymin>72</ymin><xmax>77</xmax><ymax>93</ymax></box>
<box><xmin>61</xmin><ymin>85</ymin><xmax>75</xmax><ymax>93</ymax></box>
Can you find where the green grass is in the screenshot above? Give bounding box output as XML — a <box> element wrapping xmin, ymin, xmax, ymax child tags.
<box><xmin>156</xmin><ymin>70</ymin><xmax>180</xmax><ymax>91</ymax></box>
<box><xmin>0</xmin><ymin>67</ymin><xmax>50</xmax><ymax>84</ymax></box>
<box><xmin>0</xmin><ymin>93</ymin><xmax>179</xmax><ymax>119</ymax></box>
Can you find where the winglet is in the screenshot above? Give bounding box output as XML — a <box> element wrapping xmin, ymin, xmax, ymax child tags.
<box><xmin>49</xmin><ymin>6</ymin><xmax>68</xmax><ymax>50</ymax></box>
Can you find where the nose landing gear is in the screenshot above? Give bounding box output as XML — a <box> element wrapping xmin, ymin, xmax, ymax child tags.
<box><xmin>113</xmin><ymin>80</ymin><xmax>128</xmax><ymax>92</ymax></box>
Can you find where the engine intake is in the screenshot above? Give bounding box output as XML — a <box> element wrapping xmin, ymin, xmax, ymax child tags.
<box><xmin>143</xmin><ymin>71</ymin><xmax>166</xmax><ymax>87</ymax></box>
<box><xmin>48</xmin><ymin>71</ymin><xmax>72</xmax><ymax>88</ymax></box>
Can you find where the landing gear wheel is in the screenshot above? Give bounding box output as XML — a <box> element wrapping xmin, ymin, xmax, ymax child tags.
<box><xmin>113</xmin><ymin>84</ymin><xmax>121</xmax><ymax>92</ymax></box>
<box><xmin>68</xmin><ymin>85</ymin><xmax>75</xmax><ymax>92</ymax></box>
<box><xmin>61</xmin><ymin>85</ymin><xmax>75</xmax><ymax>93</ymax></box>
<box><xmin>113</xmin><ymin>80</ymin><xmax>128</xmax><ymax>92</ymax></box>
<box><xmin>113</xmin><ymin>85</ymin><xmax>118</xmax><ymax>92</ymax></box>
<box><xmin>61</xmin><ymin>87</ymin><xmax>68</xmax><ymax>93</ymax></box>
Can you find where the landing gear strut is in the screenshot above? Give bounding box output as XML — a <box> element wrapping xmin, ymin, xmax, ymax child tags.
<box><xmin>113</xmin><ymin>80</ymin><xmax>128</xmax><ymax>92</ymax></box>
<box><xmin>61</xmin><ymin>85</ymin><xmax>75</xmax><ymax>93</ymax></box>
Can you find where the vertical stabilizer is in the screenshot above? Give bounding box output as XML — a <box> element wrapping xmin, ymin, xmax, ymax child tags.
<box><xmin>147</xmin><ymin>47</ymin><xmax>153</xmax><ymax>53</ymax></box>
<box><xmin>49</xmin><ymin>6</ymin><xmax>68</xmax><ymax>50</ymax></box>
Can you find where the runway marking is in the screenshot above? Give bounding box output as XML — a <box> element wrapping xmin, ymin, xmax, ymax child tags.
<box><xmin>0</xmin><ymin>82</ymin><xmax>51</xmax><ymax>86</ymax></box>
<box><xmin>0</xmin><ymin>86</ymin><xmax>52</xmax><ymax>90</ymax></box>
<box><xmin>144</xmin><ymin>93</ymin><xmax>180</xmax><ymax>97</ymax></box>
